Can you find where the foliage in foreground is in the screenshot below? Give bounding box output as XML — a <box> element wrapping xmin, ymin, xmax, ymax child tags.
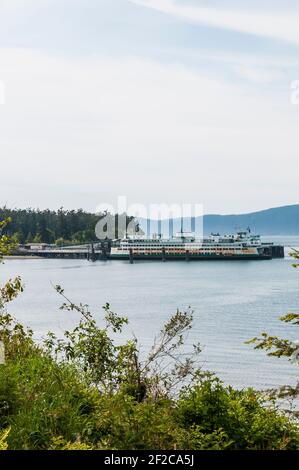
<box><xmin>1</xmin><ymin>225</ymin><xmax>299</xmax><ymax>450</ymax></box>
<box><xmin>0</xmin><ymin>283</ymin><xmax>298</xmax><ymax>450</ymax></box>
<box><xmin>0</xmin><ymin>219</ymin><xmax>16</xmax><ymax>257</ymax></box>
<box><xmin>248</xmin><ymin>250</ymin><xmax>299</xmax><ymax>402</ymax></box>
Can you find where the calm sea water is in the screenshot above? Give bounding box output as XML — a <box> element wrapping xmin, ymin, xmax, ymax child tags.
<box><xmin>1</xmin><ymin>236</ymin><xmax>299</xmax><ymax>390</ymax></box>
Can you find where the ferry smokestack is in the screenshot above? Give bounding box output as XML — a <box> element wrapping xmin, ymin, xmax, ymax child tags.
<box><xmin>147</xmin><ymin>219</ymin><xmax>151</xmax><ymax>238</ymax></box>
<box><xmin>158</xmin><ymin>219</ymin><xmax>162</xmax><ymax>239</ymax></box>
<box><xmin>191</xmin><ymin>216</ymin><xmax>196</xmax><ymax>235</ymax></box>
<box><xmin>169</xmin><ymin>218</ymin><xmax>174</xmax><ymax>238</ymax></box>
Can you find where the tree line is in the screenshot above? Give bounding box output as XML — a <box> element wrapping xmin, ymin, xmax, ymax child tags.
<box><xmin>0</xmin><ymin>207</ymin><xmax>137</xmax><ymax>245</ymax></box>
<box><xmin>0</xmin><ymin>207</ymin><xmax>100</xmax><ymax>245</ymax></box>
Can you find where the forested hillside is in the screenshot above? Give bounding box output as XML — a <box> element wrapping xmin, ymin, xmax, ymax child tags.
<box><xmin>0</xmin><ymin>208</ymin><xmax>138</xmax><ymax>244</ymax></box>
<box><xmin>204</xmin><ymin>204</ymin><xmax>299</xmax><ymax>235</ymax></box>
<box><xmin>0</xmin><ymin>208</ymin><xmax>99</xmax><ymax>244</ymax></box>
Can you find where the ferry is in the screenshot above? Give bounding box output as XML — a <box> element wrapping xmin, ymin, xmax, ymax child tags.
<box><xmin>110</xmin><ymin>229</ymin><xmax>284</xmax><ymax>261</ymax></box>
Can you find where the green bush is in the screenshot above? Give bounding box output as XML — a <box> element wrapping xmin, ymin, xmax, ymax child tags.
<box><xmin>92</xmin><ymin>394</ymin><xmax>179</xmax><ymax>450</ymax></box>
<box><xmin>0</xmin><ymin>353</ymin><xmax>98</xmax><ymax>450</ymax></box>
<box><xmin>1</xmin><ymin>345</ymin><xmax>299</xmax><ymax>450</ymax></box>
<box><xmin>176</xmin><ymin>377</ymin><xmax>299</xmax><ymax>450</ymax></box>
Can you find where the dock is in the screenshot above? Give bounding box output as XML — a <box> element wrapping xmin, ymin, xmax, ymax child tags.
<box><xmin>16</xmin><ymin>242</ymin><xmax>111</xmax><ymax>261</ymax></box>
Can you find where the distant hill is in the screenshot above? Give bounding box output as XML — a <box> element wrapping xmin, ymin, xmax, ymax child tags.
<box><xmin>203</xmin><ymin>205</ymin><xmax>299</xmax><ymax>235</ymax></box>
<box><xmin>138</xmin><ymin>205</ymin><xmax>299</xmax><ymax>236</ymax></box>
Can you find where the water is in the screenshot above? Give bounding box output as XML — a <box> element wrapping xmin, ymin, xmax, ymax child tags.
<box><xmin>1</xmin><ymin>238</ymin><xmax>299</xmax><ymax>390</ymax></box>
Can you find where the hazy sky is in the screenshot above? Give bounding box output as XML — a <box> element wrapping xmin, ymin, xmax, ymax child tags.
<box><xmin>0</xmin><ymin>0</ymin><xmax>299</xmax><ymax>215</ymax></box>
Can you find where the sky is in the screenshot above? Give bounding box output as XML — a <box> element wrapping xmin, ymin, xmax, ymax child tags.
<box><xmin>0</xmin><ymin>0</ymin><xmax>299</xmax><ymax>215</ymax></box>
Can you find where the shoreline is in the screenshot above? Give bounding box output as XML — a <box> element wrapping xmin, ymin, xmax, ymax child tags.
<box><xmin>3</xmin><ymin>255</ymin><xmax>43</xmax><ymax>260</ymax></box>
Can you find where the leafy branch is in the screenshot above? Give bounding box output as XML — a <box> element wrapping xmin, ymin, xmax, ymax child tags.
<box><xmin>44</xmin><ymin>287</ymin><xmax>202</xmax><ymax>400</ymax></box>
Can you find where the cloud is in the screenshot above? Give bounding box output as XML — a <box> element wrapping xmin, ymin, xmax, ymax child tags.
<box><xmin>0</xmin><ymin>47</ymin><xmax>298</xmax><ymax>213</ymax></box>
<box><xmin>234</xmin><ymin>65</ymin><xmax>283</xmax><ymax>84</ymax></box>
<box><xmin>130</xmin><ymin>0</ymin><xmax>299</xmax><ymax>46</ymax></box>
